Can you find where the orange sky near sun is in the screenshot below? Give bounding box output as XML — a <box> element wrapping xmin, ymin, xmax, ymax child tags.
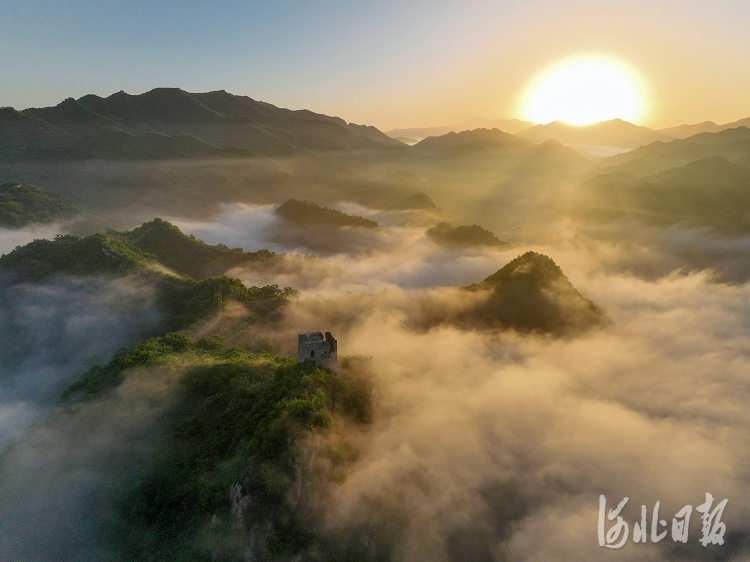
<box><xmin>296</xmin><ymin>1</ymin><xmax>750</xmax><ymax>131</ymax></box>
<box><xmin>3</xmin><ymin>0</ymin><xmax>749</xmax><ymax>131</ymax></box>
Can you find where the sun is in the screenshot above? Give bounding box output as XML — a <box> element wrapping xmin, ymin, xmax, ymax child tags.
<box><xmin>522</xmin><ymin>55</ymin><xmax>644</xmax><ymax>126</ymax></box>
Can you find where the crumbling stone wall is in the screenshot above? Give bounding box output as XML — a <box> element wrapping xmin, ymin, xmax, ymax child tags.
<box><xmin>297</xmin><ymin>332</ymin><xmax>337</xmax><ymax>368</ymax></box>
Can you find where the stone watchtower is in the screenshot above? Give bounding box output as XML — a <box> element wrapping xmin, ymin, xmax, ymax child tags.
<box><xmin>298</xmin><ymin>332</ymin><xmax>337</xmax><ymax>368</ymax></box>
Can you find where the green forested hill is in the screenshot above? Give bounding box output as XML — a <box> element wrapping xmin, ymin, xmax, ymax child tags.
<box><xmin>1</xmin><ymin>88</ymin><xmax>404</xmax><ymax>161</ymax></box>
<box><xmin>121</xmin><ymin>218</ymin><xmax>277</xmax><ymax>279</ymax></box>
<box><xmin>0</xmin><ymin>181</ymin><xmax>80</xmax><ymax>227</ymax></box>
<box><xmin>0</xmin><ymin>220</ymin><xmax>297</xmax><ymax>333</ymax></box>
<box><xmin>63</xmin><ymin>333</ymin><xmax>371</xmax><ymax>561</ymax></box>
<box><xmin>463</xmin><ymin>251</ymin><xmax>604</xmax><ymax>334</ymax></box>
<box><xmin>276</xmin><ymin>199</ymin><xmax>379</xmax><ymax>228</ymax></box>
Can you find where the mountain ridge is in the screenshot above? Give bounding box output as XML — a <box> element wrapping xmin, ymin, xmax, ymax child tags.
<box><xmin>1</xmin><ymin>88</ymin><xmax>405</xmax><ymax>160</ymax></box>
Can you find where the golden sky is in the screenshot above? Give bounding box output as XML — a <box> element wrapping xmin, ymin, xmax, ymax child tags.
<box><xmin>2</xmin><ymin>0</ymin><xmax>749</xmax><ymax>130</ymax></box>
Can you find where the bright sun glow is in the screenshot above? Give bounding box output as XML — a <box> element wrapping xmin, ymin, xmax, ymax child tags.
<box><xmin>523</xmin><ymin>55</ymin><xmax>644</xmax><ymax>126</ymax></box>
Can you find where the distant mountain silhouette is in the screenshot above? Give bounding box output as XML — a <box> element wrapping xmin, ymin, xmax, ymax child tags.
<box><xmin>0</xmin><ymin>88</ymin><xmax>403</xmax><ymax>160</ymax></box>
<box><xmin>426</xmin><ymin>222</ymin><xmax>509</xmax><ymax>248</ymax></box>
<box><xmin>387</xmin><ymin>118</ymin><xmax>535</xmax><ymax>140</ymax></box>
<box><xmin>583</xmin><ymin>156</ymin><xmax>750</xmax><ymax>232</ymax></box>
<box><xmin>656</xmin><ymin>117</ymin><xmax>750</xmax><ymax>139</ymax></box>
<box><xmin>517</xmin><ymin>119</ymin><xmax>670</xmax><ymax>148</ymax></box>
<box><xmin>657</xmin><ymin>121</ymin><xmax>722</xmax><ymax>139</ymax></box>
<box><xmin>597</xmin><ymin>126</ymin><xmax>750</xmax><ymax>177</ymax></box>
<box><xmin>414</xmin><ymin>128</ymin><xmax>533</xmax><ymax>152</ymax></box>
<box><xmin>391</xmin><ymin>192</ymin><xmax>437</xmax><ymax>210</ymax></box>
<box><xmin>725</xmin><ymin>117</ymin><xmax>750</xmax><ymax>129</ymax></box>
<box><xmin>434</xmin><ymin>139</ymin><xmax>508</xmax><ymax>159</ymax></box>
<box><xmin>493</xmin><ymin>140</ymin><xmax>593</xmax><ymax>175</ymax></box>
<box><xmin>414</xmin><ymin>137</ymin><xmax>593</xmax><ymax>180</ymax></box>
<box><xmin>381</xmin><ymin>170</ymin><xmax>428</xmax><ymax>191</ymax></box>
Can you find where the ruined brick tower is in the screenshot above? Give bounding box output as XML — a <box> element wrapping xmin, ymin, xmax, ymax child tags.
<box><xmin>298</xmin><ymin>332</ymin><xmax>337</xmax><ymax>368</ymax></box>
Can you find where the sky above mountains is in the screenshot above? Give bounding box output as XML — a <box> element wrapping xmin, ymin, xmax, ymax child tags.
<box><xmin>2</xmin><ymin>0</ymin><xmax>749</xmax><ymax>131</ymax></box>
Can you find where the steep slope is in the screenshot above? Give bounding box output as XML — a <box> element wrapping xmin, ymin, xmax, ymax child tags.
<box><xmin>121</xmin><ymin>218</ymin><xmax>277</xmax><ymax>279</ymax></box>
<box><xmin>0</xmin><ymin>181</ymin><xmax>80</xmax><ymax>227</ymax></box>
<box><xmin>463</xmin><ymin>251</ymin><xmax>604</xmax><ymax>334</ymax></box>
<box><xmin>0</xmin><ymin>232</ymin><xmax>154</xmax><ymax>278</ymax></box>
<box><xmin>61</xmin><ymin>334</ymin><xmax>372</xmax><ymax>561</ymax></box>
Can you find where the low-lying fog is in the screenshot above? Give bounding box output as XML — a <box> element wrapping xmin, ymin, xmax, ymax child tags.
<box><xmin>2</xmin><ymin>201</ymin><xmax>750</xmax><ymax>561</ymax></box>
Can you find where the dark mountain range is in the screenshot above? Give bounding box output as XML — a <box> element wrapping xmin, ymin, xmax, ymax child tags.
<box><xmin>658</xmin><ymin>121</ymin><xmax>723</xmax><ymax>139</ymax></box>
<box><xmin>583</xmin><ymin>156</ymin><xmax>750</xmax><ymax>232</ymax></box>
<box><xmin>387</xmin><ymin>118</ymin><xmax>535</xmax><ymax>140</ymax></box>
<box><xmin>0</xmin><ymin>181</ymin><xmax>80</xmax><ymax>227</ymax></box>
<box><xmin>462</xmin><ymin>251</ymin><xmax>604</xmax><ymax>334</ymax></box>
<box><xmin>657</xmin><ymin>117</ymin><xmax>750</xmax><ymax>139</ymax></box>
<box><xmin>426</xmin><ymin>222</ymin><xmax>509</xmax><ymax>248</ymax></box>
<box><xmin>517</xmin><ymin>118</ymin><xmax>671</xmax><ymax>148</ymax></box>
<box><xmin>426</xmin><ymin>138</ymin><xmax>592</xmax><ymax>178</ymax></box>
<box><xmin>0</xmin><ymin>88</ymin><xmax>404</xmax><ymax>161</ymax></box>
<box><xmin>276</xmin><ymin>199</ymin><xmax>378</xmax><ymax>228</ymax></box>
<box><xmin>413</xmin><ymin>128</ymin><xmax>533</xmax><ymax>152</ymax></box>
<box><xmin>595</xmin><ymin>126</ymin><xmax>750</xmax><ymax>177</ymax></box>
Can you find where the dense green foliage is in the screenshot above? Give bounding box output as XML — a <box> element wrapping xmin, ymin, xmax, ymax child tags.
<box><xmin>0</xmin><ymin>232</ymin><xmax>153</xmax><ymax>277</ymax></box>
<box><xmin>276</xmin><ymin>198</ymin><xmax>378</xmax><ymax>228</ymax></box>
<box><xmin>63</xmin><ymin>332</ymin><xmax>199</xmax><ymax>399</ymax></box>
<box><xmin>121</xmin><ymin>218</ymin><xmax>276</xmax><ymax>279</ymax></box>
<box><xmin>426</xmin><ymin>222</ymin><xmax>509</xmax><ymax>247</ymax></box>
<box><xmin>0</xmin><ymin>220</ymin><xmax>297</xmax><ymax>334</ymax></box>
<box><xmin>0</xmin><ymin>181</ymin><xmax>80</xmax><ymax>227</ymax></box>
<box><xmin>63</xmin><ymin>334</ymin><xmax>371</xmax><ymax>561</ymax></box>
<box><xmin>158</xmin><ymin>276</ymin><xmax>297</xmax><ymax>333</ymax></box>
